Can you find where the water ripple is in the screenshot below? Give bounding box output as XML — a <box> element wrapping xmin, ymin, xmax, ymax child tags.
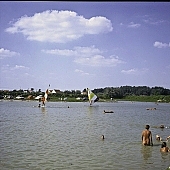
<box><xmin>0</xmin><ymin>101</ymin><xmax>170</xmax><ymax>170</ymax></box>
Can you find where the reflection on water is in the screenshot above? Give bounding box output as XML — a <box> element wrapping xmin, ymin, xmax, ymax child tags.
<box><xmin>41</xmin><ymin>107</ymin><xmax>47</xmax><ymax>114</ymax></box>
<box><xmin>161</xmin><ymin>152</ymin><xmax>169</xmax><ymax>161</ymax></box>
<box><xmin>0</xmin><ymin>101</ymin><xmax>170</xmax><ymax>170</ymax></box>
<box><xmin>141</xmin><ymin>145</ymin><xmax>153</xmax><ymax>161</ymax></box>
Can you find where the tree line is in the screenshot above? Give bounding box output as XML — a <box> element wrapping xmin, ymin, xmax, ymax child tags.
<box><xmin>0</xmin><ymin>86</ymin><xmax>170</xmax><ymax>101</ymax></box>
<box><xmin>92</xmin><ymin>86</ymin><xmax>170</xmax><ymax>99</ymax></box>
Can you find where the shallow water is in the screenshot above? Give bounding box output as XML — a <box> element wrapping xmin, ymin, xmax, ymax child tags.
<box><xmin>0</xmin><ymin>100</ymin><xmax>170</xmax><ymax>170</ymax></box>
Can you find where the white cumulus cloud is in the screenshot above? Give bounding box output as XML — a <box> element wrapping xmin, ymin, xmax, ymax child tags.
<box><xmin>75</xmin><ymin>69</ymin><xmax>90</xmax><ymax>75</ymax></box>
<box><xmin>42</xmin><ymin>46</ymin><xmax>124</xmax><ymax>67</ymax></box>
<box><xmin>121</xmin><ymin>68</ymin><xmax>138</xmax><ymax>74</ymax></box>
<box><xmin>127</xmin><ymin>22</ymin><xmax>141</xmax><ymax>28</ymax></box>
<box><xmin>121</xmin><ymin>68</ymin><xmax>148</xmax><ymax>75</ymax></box>
<box><xmin>0</xmin><ymin>48</ymin><xmax>20</xmax><ymax>59</ymax></box>
<box><xmin>11</xmin><ymin>65</ymin><xmax>30</xmax><ymax>70</ymax></box>
<box><xmin>42</xmin><ymin>49</ymin><xmax>76</xmax><ymax>56</ymax></box>
<box><xmin>5</xmin><ymin>10</ymin><xmax>113</xmax><ymax>43</ymax></box>
<box><xmin>1</xmin><ymin>64</ymin><xmax>29</xmax><ymax>74</ymax></box>
<box><xmin>153</xmin><ymin>41</ymin><xmax>170</xmax><ymax>48</ymax></box>
<box><xmin>74</xmin><ymin>54</ymin><xmax>123</xmax><ymax>67</ymax></box>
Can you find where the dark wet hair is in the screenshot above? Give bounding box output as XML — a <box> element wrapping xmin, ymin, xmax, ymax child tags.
<box><xmin>161</xmin><ymin>142</ymin><xmax>167</xmax><ymax>148</ymax></box>
<box><xmin>145</xmin><ymin>125</ymin><xmax>150</xmax><ymax>129</ymax></box>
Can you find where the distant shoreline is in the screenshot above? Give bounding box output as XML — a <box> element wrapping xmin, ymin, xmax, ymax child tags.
<box><xmin>1</xmin><ymin>98</ymin><xmax>170</xmax><ymax>103</ymax></box>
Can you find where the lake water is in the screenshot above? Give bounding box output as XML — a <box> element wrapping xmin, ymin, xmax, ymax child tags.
<box><xmin>0</xmin><ymin>100</ymin><xmax>170</xmax><ymax>170</ymax></box>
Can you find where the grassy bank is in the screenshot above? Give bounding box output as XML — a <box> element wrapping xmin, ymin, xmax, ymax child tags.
<box><xmin>47</xmin><ymin>95</ymin><xmax>170</xmax><ymax>103</ymax></box>
<box><xmin>8</xmin><ymin>95</ymin><xmax>170</xmax><ymax>103</ymax></box>
<box><xmin>121</xmin><ymin>95</ymin><xmax>170</xmax><ymax>103</ymax></box>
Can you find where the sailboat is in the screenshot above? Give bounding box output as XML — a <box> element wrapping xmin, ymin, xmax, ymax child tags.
<box><xmin>87</xmin><ymin>88</ymin><xmax>99</xmax><ymax>106</ymax></box>
<box><xmin>41</xmin><ymin>89</ymin><xmax>49</xmax><ymax>107</ymax></box>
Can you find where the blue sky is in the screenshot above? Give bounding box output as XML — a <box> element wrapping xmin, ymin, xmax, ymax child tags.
<box><xmin>0</xmin><ymin>2</ymin><xmax>170</xmax><ymax>92</ymax></box>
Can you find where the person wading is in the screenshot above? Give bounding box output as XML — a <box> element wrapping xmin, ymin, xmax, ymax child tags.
<box><xmin>142</xmin><ymin>125</ymin><xmax>153</xmax><ymax>146</ymax></box>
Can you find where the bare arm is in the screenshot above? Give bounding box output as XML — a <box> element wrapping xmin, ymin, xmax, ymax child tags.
<box><xmin>141</xmin><ymin>131</ymin><xmax>144</xmax><ymax>141</ymax></box>
<box><xmin>150</xmin><ymin>132</ymin><xmax>153</xmax><ymax>145</ymax></box>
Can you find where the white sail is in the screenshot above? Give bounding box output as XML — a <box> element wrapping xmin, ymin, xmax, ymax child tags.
<box><xmin>87</xmin><ymin>88</ymin><xmax>99</xmax><ymax>106</ymax></box>
<box><xmin>41</xmin><ymin>89</ymin><xmax>49</xmax><ymax>106</ymax></box>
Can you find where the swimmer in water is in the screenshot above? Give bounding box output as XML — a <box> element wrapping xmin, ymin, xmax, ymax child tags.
<box><xmin>160</xmin><ymin>125</ymin><xmax>165</xmax><ymax>128</ymax></box>
<box><xmin>156</xmin><ymin>135</ymin><xmax>170</xmax><ymax>142</ymax></box>
<box><xmin>160</xmin><ymin>142</ymin><xmax>170</xmax><ymax>152</ymax></box>
<box><xmin>167</xmin><ymin>136</ymin><xmax>170</xmax><ymax>141</ymax></box>
<box><xmin>101</xmin><ymin>135</ymin><xmax>105</xmax><ymax>140</ymax></box>
<box><xmin>156</xmin><ymin>135</ymin><xmax>162</xmax><ymax>141</ymax></box>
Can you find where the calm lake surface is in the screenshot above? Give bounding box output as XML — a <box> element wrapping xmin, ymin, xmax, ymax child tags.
<box><xmin>0</xmin><ymin>100</ymin><xmax>170</xmax><ymax>170</ymax></box>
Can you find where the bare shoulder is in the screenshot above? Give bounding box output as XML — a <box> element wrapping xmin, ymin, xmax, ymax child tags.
<box><xmin>142</xmin><ymin>130</ymin><xmax>145</xmax><ymax>135</ymax></box>
<box><xmin>142</xmin><ymin>129</ymin><xmax>146</xmax><ymax>133</ymax></box>
<box><xmin>160</xmin><ymin>147</ymin><xmax>170</xmax><ymax>152</ymax></box>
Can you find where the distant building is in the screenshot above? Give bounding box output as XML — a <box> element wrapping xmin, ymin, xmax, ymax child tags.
<box><xmin>16</xmin><ymin>96</ymin><xmax>24</xmax><ymax>100</ymax></box>
<box><xmin>48</xmin><ymin>89</ymin><xmax>61</xmax><ymax>94</ymax></box>
<box><xmin>81</xmin><ymin>91</ymin><xmax>87</xmax><ymax>95</ymax></box>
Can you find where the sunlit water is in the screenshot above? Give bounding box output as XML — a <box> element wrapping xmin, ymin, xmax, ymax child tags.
<box><xmin>0</xmin><ymin>100</ymin><xmax>170</xmax><ymax>170</ymax></box>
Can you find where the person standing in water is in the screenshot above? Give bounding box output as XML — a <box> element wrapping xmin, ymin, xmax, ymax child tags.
<box><xmin>142</xmin><ymin>125</ymin><xmax>153</xmax><ymax>146</ymax></box>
